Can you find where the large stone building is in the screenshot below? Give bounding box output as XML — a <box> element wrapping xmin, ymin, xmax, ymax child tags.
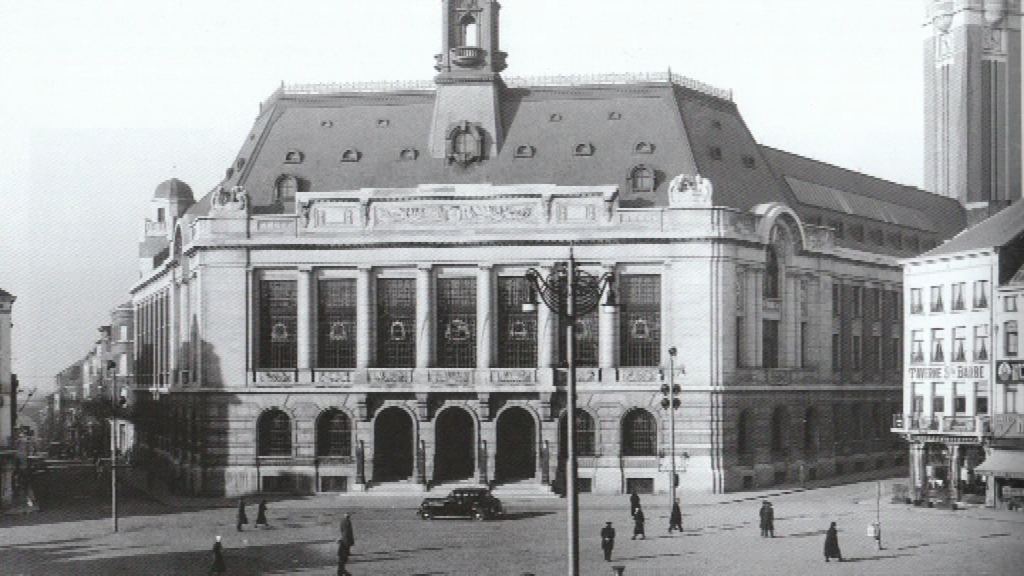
<box><xmin>923</xmin><ymin>0</ymin><xmax>1023</xmax><ymax>222</ymax></box>
<box><xmin>1</xmin><ymin>288</ymin><xmax>17</xmax><ymax>508</ymax></box>
<box><xmin>896</xmin><ymin>199</ymin><xmax>1024</xmax><ymax>507</ymax></box>
<box><xmin>128</xmin><ymin>0</ymin><xmax>967</xmax><ymax>497</ymax></box>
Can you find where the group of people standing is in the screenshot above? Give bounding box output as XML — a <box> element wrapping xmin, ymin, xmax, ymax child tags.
<box><xmin>603</xmin><ymin>492</ymin><xmax>843</xmax><ymax>564</ymax></box>
<box><xmin>210</xmin><ymin>499</ymin><xmax>357</xmax><ymax>575</ymax></box>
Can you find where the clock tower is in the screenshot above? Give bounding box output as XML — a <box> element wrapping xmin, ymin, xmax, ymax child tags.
<box><xmin>924</xmin><ymin>0</ymin><xmax>1023</xmax><ymax>223</ymax></box>
<box><xmin>429</xmin><ymin>0</ymin><xmax>507</xmax><ymax>163</ymax></box>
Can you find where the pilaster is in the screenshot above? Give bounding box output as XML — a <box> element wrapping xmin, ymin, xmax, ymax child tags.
<box><xmin>477</xmin><ymin>265</ymin><xmax>493</xmax><ymax>369</ymax></box>
<box><xmin>356</xmin><ymin>266</ymin><xmax>372</xmax><ymax>369</ymax></box>
<box><xmin>416</xmin><ymin>265</ymin><xmax>434</xmax><ymax>369</ymax></box>
<box><xmin>296</xmin><ymin>267</ymin><xmax>313</xmax><ymax>380</ymax></box>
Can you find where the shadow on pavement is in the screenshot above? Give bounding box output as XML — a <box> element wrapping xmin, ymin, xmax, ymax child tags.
<box><xmin>502</xmin><ymin>510</ymin><xmax>556</xmax><ymax>520</ymax></box>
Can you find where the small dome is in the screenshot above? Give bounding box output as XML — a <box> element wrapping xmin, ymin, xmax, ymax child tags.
<box><xmin>153</xmin><ymin>178</ymin><xmax>195</xmax><ymax>202</ymax></box>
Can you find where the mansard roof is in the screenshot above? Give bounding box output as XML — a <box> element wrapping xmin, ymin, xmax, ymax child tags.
<box><xmin>184</xmin><ymin>74</ymin><xmax>964</xmax><ymax>251</ymax></box>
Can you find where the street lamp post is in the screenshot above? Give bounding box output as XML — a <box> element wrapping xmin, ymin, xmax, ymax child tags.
<box><xmin>524</xmin><ymin>247</ymin><xmax>614</xmax><ymax>576</ymax></box>
<box><xmin>662</xmin><ymin>347</ymin><xmax>680</xmax><ymax>508</ymax></box>
<box><xmin>107</xmin><ymin>361</ymin><xmax>119</xmax><ymax>533</ymax></box>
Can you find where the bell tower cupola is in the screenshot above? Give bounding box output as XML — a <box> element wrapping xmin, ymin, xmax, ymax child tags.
<box><xmin>435</xmin><ymin>0</ymin><xmax>507</xmax><ymax>78</ymax></box>
<box><xmin>429</xmin><ymin>0</ymin><xmax>507</xmax><ymax>162</ymax></box>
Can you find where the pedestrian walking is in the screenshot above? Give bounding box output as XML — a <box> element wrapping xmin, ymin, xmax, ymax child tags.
<box><xmin>629</xmin><ymin>488</ymin><xmax>641</xmax><ymax>517</ymax></box>
<box><xmin>824</xmin><ymin>522</ymin><xmax>842</xmax><ymax>562</ymax></box>
<box><xmin>759</xmin><ymin>500</ymin><xmax>775</xmax><ymax>537</ymax></box>
<box><xmin>600</xmin><ymin>521</ymin><xmax>616</xmax><ymax>561</ymax></box>
<box><xmin>668</xmin><ymin>498</ymin><xmax>683</xmax><ymax>533</ymax></box>
<box><xmin>338</xmin><ymin>512</ymin><xmax>356</xmax><ymax>576</ymax></box>
<box><xmin>236</xmin><ymin>497</ymin><xmax>248</xmax><ymax>532</ymax></box>
<box><xmin>209</xmin><ymin>536</ymin><xmax>226</xmax><ymax>574</ymax></box>
<box><xmin>255</xmin><ymin>498</ymin><xmax>269</xmax><ymax>528</ymax></box>
<box><xmin>632</xmin><ymin>504</ymin><xmax>646</xmax><ymax>539</ymax></box>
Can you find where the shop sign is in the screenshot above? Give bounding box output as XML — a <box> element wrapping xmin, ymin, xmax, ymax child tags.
<box><xmin>909</xmin><ymin>365</ymin><xmax>986</xmax><ymax>380</ymax></box>
<box><xmin>943</xmin><ymin>416</ymin><xmax>976</xmax><ymax>433</ymax></box>
<box><xmin>996</xmin><ymin>361</ymin><xmax>1024</xmax><ymax>384</ymax></box>
<box><xmin>992</xmin><ymin>414</ymin><xmax>1024</xmax><ymax>438</ymax></box>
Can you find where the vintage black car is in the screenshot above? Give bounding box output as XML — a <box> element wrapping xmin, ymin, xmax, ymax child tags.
<box><xmin>418</xmin><ymin>487</ymin><xmax>504</xmax><ymax>520</ymax></box>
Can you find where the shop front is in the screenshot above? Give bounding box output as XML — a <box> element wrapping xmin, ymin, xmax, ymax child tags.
<box><xmin>975</xmin><ymin>447</ymin><xmax>1024</xmax><ymax>510</ymax></box>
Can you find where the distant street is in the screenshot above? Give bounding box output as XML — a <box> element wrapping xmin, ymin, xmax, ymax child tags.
<box><xmin>3</xmin><ymin>469</ymin><xmax>1024</xmax><ymax>575</ymax></box>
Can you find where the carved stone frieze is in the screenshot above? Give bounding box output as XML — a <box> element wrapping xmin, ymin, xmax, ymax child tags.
<box><xmin>489</xmin><ymin>369</ymin><xmax>536</xmax><ymax>383</ymax></box>
<box><xmin>617</xmin><ymin>367</ymin><xmax>663</xmax><ymax>382</ymax></box>
<box><xmin>374</xmin><ymin>202</ymin><xmax>539</xmax><ymax>227</ymax></box>
<box><xmin>315</xmin><ymin>370</ymin><xmax>354</xmax><ymax>384</ymax></box>
<box><xmin>255</xmin><ymin>370</ymin><xmax>295</xmax><ymax>384</ymax></box>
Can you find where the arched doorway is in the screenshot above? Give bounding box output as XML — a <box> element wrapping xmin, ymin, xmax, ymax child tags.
<box><xmin>495</xmin><ymin>406</ymin><xmax>536</xmax><ymax>482</ymax></box>
<box><xmin>373</xmin><ymin>407</ymin><xmax>414</xmax><ymax>482</ymax></box>
<box><xmin>433</xmin><ymin>407</ymin><xmax>475</xmax><ymax>482</ymax></box>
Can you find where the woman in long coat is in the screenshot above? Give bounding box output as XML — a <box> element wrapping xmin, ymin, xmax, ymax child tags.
<box><xmin>236</xmin><ymin>498</ymin><xmax>248</xmax><ymax>532</ymax></box>
<box><xmin>759</xmin><ymin>501</ymin><xmax>774</xmax><ymax>537</ymax></box>
<box><xmin>668</xmin><ymin>499</ymin><xmax>683</xmax><ymax>533</ymax></box>
<box><xmin>632</xmin><ymin>505</ymin><xmax>646</xmax><ymax>539</ymax></box>
<box><xmin>824</xmin><ymin>522</ymin><xmax>842</xmax><ymax>562</ymax></box>
<box><xmin>255</xmin><ymin>499</ymin><xmax>269</xmax><ymax>528</ymax></box>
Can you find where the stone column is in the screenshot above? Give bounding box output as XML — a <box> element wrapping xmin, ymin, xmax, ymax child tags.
<box><xmin>179</xmin><ymin>278</ymin><xmax>190</xmax><ymax>387</ymax></box>
<box><xmin>945</xmin><ymin>381</ymin><xmax>956</xmax><ymax>417</ymax></box>
<box><xmin>950</xmin><ymin>444</ymin><xmax>961</xmax><ymax>503</ymax></box>
<box><xmin>599</xmin><ymin>263</ymin><xmax>617</xmax><ymax>370</ymax></box>
<box><xmin>537</xmin><ymin>265</ymin><xmax>556</xmax><ymax>369</ymax></box>
<box><xmin>416</xmin><ymin>265</ymin><xmax>433</xmax><ymax>369</ymax></box>
<box><xmin>967</xmin><ymin>382</ymin><xmax>977</xmax><ymax>417</ymax></box>
<box><xmin>477</xmin><ymin>265</ymin><xmax>493</xmax><ymax>370</ymax></box>
<box><xmin>168</xmin><ymin>277</ymin><xmax>179</xmax><ymax>387</ymax></box>
<box><xmin>909</xmin><ymin>442</ymin><xmax>926</xmax><ymax>501</ymax></box>
<box><xmin>296</xmin><ymin>267</ymin><xmax>313</xmax><ymax>379</ymax></box>
<box><xmin>356</xmin><ymin>266</ymin><xmax>372</xmax><ymax>369</ymax></box>
<box><xmin>751</xmin><ymin>269</ymin><xmax>763</xmax><ymax>367</ymax></box>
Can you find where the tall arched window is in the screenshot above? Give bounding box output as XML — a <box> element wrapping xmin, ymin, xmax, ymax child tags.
<box><xmin>737</xmin><ymin>410</ymin><xmax>751</xmax><ymax>454</ymax></box>
<box><xmin>764</xmin><ymin>245</ymin><xmax>780</xmax><ymax>298</ymax></box>
<box><xmin>770</xmin><ymin>406</ymin><xmax>789</xmax><ymax>454</ymax></box>
<box><xmin>317</xmin><ymin>409</ymin><xmax>352</xmax><ymax>457</ymax></box>
<box><xmin>258</xmin><ymin>409</ymin><xmax>292</xmax><ymax>457</ymax></box>
<box><xmin>560</xmin><ymin>410</ymin><xmax>597</xmax><ymax>458</ymax></box>
<box><xmin>630</xmin><ymin>165</ymin><xmax>654</xmax><ymax>193</ymax></box>
<box><xmin>622</xmin><ymin>409</ymin><xmax>657</xmax><ymax>456</ymax></box>
<box><xmin>803</xmin><ymin>407</ymin><xmax>818</xmax><ymax>453</ymax></box>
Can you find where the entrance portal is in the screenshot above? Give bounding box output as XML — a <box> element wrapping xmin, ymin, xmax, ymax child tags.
<box><xmin>433</xmin><ymin>407</ymin><xmax>475</xmax><ymax>483</ymax></box>
<box><xmin>495</xmin><ymin>406</ymin><xmax>536</xmax><ymax>482</ymax></box>
<box><xmin>373</xmin><ymin>407</ymin><xmax>414</xmax><ymax>482</ymax></box>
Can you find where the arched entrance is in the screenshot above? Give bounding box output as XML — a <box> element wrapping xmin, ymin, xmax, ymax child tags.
<box><xmin>433</xmin><ymin>407</ymin><xmax>475</xmax><ymax>482</ymax></box>
<box><xmin>373</xmin><ymin>407</ymin><xmax>414</xmax><ymax>482</ymax></box>
<box><xmin>495</xmin><ymin>406</ymin><xmax>536</xmax><ymax>482</ymax></box>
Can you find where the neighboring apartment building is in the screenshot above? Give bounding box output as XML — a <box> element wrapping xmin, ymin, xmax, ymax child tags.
<box><xmin>896</xmin><ymin>200</ymin><xmax>1024</xmax><ymax>507</ymax></box>
<box><xmin>985</xmin><ymin>256</ymin><xmax>1024</xmax><ymax>506</ymax></box>
<box><xmin>125</xmin><ymin>0</ymin><xmax>965</xmax><ymax>497</ymax></box>
<box><xmin>1</xmin><ymin>288</ymin><xmax>17</xmax><ymax>508</ymax></box>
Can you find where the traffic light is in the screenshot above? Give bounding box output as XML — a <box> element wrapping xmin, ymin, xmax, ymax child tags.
<box><xmin>660</xmin><ymin>383</ymin><xmax>681</xmax><ymax>409</ymax></box>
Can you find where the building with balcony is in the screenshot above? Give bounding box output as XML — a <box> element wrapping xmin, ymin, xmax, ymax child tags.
<box><xmin>1</xmin><ymin>288</ymin><xmax>16</xmax><ymax>508</ymax></box>
<box><xmin>126</xmin><ymin>0</ymin><xmax>966</xmax><ymax>497</ymax></box>
<box><xmin>897</xmin><ymin>199</ymin><xmax>1024</xmax><ymax>507</ymax></box>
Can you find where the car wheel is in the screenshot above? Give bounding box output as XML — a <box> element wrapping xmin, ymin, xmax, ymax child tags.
<box><xmin>421</xmin><ymin>512</ymin><xmax>432</xmax><ymax>520</ymax></box>
<box><xmin>474</xmin><ymin>510</ymin><xmax>485</xmax><ymax>521</ymax></box>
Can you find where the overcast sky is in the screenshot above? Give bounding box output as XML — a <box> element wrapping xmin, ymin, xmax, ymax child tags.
<box><xmin>0</xmin><ymin>0</ymin><xmax>929</xmax><ymax>394</ymax></box>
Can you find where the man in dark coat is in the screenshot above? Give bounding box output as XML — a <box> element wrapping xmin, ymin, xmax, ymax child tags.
<box><xmin>668</xmin><ymin>498</ymin><xmax>683</xmax><ymax>533</ymax></box>
<box><xmin>824</xmin><ymin>522</ymin><xmax>842</xmax><ymax>562</ymax></box>
<box><xmin>759</xmin><ymin>501</ymin><xmax>774</xmax><ymax>537</ymax></box>
<box><xmin>600</xmin><ymin>521</ymin><xmax>616</xmax><ymax>561</ymax></box>
<box><xmin>629</xmin><ymin>488</ymin><xmax>641</xmax><ymax>517</ymax></box>
<box><xmin>209</xmin><ymin>535</ymin><xmax>226</xmax><ymax>574</ymax></box>
<box><xmin>236</xmin><ymin>498</ymin><xmax>248</xmax><ymax>532</ymax></box>
<box><xmin>338</xmin><ymin>512</ymin><xmax>355</xmax><ymax>575</ymax></box>
<box><xmin>632</xmin><ymin>504</ymin><xmax>646</xmax><ymax>539</ymax></box>
<box><xmin>255</xmin><ymin>499</ymin><xmax>269</xmax><ymax>528</ymax></box>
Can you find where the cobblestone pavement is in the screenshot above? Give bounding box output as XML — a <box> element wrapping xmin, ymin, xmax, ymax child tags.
<box><xmin>2</xmin><ymin>478</ymin><xmax>1023</xmax><ymax>575</ymax></box>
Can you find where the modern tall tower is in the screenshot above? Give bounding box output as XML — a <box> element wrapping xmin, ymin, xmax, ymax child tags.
<box><xmin>924</xmin><ymin>0</ymin><xmax>1022</xmax><ymax>224</ymax></box>
<box><xmin>429</xmin><ymin>0</ymin><xmax>507</xmax><ymax>161</ymax></box>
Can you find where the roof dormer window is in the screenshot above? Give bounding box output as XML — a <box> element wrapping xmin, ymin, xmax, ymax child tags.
<box><xmin>574</xmin><ymin>143</ymin><xmax>594</xmax><ymax>156</ymax></box>
<box><xmin>514</xmin><ymin>145</ymin><xmax>535</xmax><ymax>158</ymax></box>
<box><xmin>446</xmin><ymin>121</ymin><xmax>485</xmax><ymax>166</ymax></box>
<box><xmin>634</xmin><ymin>142</ymin><xmax>654</xmax><ymax>154</ymax></box>
<box><xmin>341</xmin><ymin>149</ymin><xmax>361</xmax><ymax>163</ymax></box>
<box><xmin>284</xmin><ymin>150</ymin><xmax>303</xmax><ymax>164</ymax></box>
<box><xmin>275</xmin><ymin>175</ymin><xmax>297</xmax><ymax>202</ymax></box>
<box><xmin>629</xmin><ymin>165</ymin><xmax>655</xmax><ymax>193</ymax></box>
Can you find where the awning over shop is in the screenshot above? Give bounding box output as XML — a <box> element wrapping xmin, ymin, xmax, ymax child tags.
<box><xmin>975</xmin><ymin>449</ymin><xmax>1024</xmax><ymax>480</ymax></box>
